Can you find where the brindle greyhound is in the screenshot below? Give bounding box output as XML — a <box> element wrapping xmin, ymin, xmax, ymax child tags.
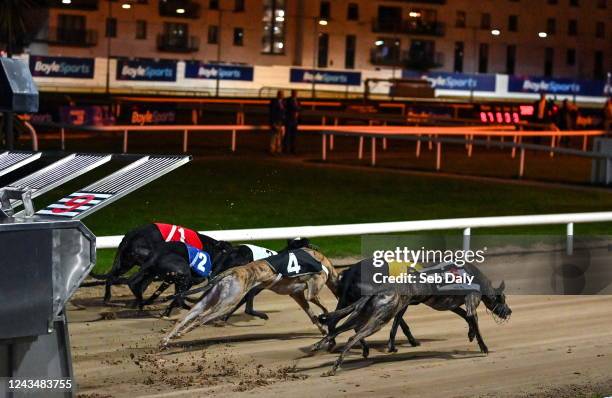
<box><xmin>313</xmin><ymin>262</ymin><xmax>511</xmax><ymax>375</ymax></box>
<box><xmin>161</xmin><ymin>247</ymin><xmax>338</xmax><ymax>348</ymax></box>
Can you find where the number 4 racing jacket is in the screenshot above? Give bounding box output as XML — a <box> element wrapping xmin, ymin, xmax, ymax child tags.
<box><xmin>264</xmin><ymin>249</ymin><xmax>327</xmax><ymax>278</ymax></box>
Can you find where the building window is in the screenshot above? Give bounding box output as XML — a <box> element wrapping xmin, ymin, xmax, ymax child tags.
<box><xmin>57</xmin><ymin>14</ymin><xmax>86</xmax><ymax>44</ymax></box>
<box><xmin>345</xmin><ymin>35</ymin><xmax>356</xmax><ymax>69</ymax></box>
<box><xmin>478</xmin><ymin>43</ymin><xmax>489</xmax><ymax>73</ymax></box>
<box><xmin>208</xmin><ymin>25</ymin><xmax>219</xmax><ymax>44</ymax></box>
<box><xmin>320</xmin><ymin>1</ymin><xmax>331</xmax><ymax>20</ymax></box>
<box><xmin>136</xmin><ymin>20</ymin><xmax>147</xmax><ymax>39</ymax></box>
<box><xmin>508</xmin><ymin>15</ymin><xmax>518</xmax><ymax>32</ymax></box>
<box><xmin>372</xmin><ymin>37</ymin><xmax>401</xmax><ymax>65</ymax></box>
<box><xmin>318</xmin><ymin>33</ymin><xmax>329</xmax><ymax>67</ymax></box>
<box><xmin>233</xmin><ymin>27</ymin><xmax>244</xmax><ymax>46</ymax></box>
<box><xmin>209</xmin><ymin>0</ymin><xmax>219</xmax><ymax>10</ymax></box>
<box><xmin>546</xmin><ymin>18</ymin><xmax>556</xmax><ymax>34</ymax></box>
<box><xmin>569</xmin><ymin>0</ymin><xmax>579</xmax><ymax>6</ymax></box>
<box><xmin>105</xmin><ymin>17</ymin><xmax>117</xmax><ymax>38</ymax></box>
<box><xmin>566</xmin><ymin>48</ymin><xmax>576</xmax><ymax>65</ymax></box>
<box><xmin>162</xmin><ymin>22</ymin><xmax>188</xmax><ymax>48</ymax></box>
<box><xmin>347</xmin><ymin>3</ymin><xmax>359</xmax><ymax>21</ymax></box>
<box><xmin>480</xmin><ymin>13</ymin><xmax>491</xmax><ymax>30</ymax></box>
<box><xmin>262</xmin><ymin>0</ymin><xmax>286</xmax><ymax>54</ymax></box>
<box><xmin>597</xmin><ymin>0</ymin><xmax>606</xmax><ymax>8</ymax></box>
<box><xmin>455</xmin><ymin>11</ymin><xmax>466</xmax><ymax>28</ymax></box>
<box><xmin>595</xmin><ymin>21</ymin><xmax>605</xmax><ymax>38</ymax></box>
<box><xmin>234</xmin><ymin>0</ymin><xmax>245</xmax><ymax>12</ymax></box>
<box><xmin>568</xmin><ymin>19</ymin><xmax>577</xmax><ymax>36</ymax></box>
<box><xmin>544</xmin><ymin>47</ymin><xmax>554</xmax><ymax>77</ymax></box>
<box><xmin>506</xmin><ymin>45</ymin><xmax>516</xmax><ymax>75</ymax></box>
<box><xmin>453</xmin><ymin>41</ymin><xmax>464</xmax><ymax>72</ymax></box>
<box><xmin>594</xmin><ymin>50</ymin><xmax>604</xmax><ymax>79</ymax></box>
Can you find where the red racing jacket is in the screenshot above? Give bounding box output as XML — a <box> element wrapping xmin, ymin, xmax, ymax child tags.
<box><xmin>154</xmin><ymin>223</ymin><xmax>203</xmax><ymax>250</ymax></box>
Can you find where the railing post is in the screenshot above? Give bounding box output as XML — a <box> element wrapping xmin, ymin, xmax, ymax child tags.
<box><xmin>182</xmin><ymin>129</ymin><xmax>189</xmax><ymax>153</ymax></box>
<box><xmin>519</xmin><ymin>148</ymin><xmax>525</xmax><ymax>178</ymax></box>
<box><xmin>329</xmin><ymin>134</ymin><xmax>334</xmax><ymax>151</ymax></box>
<box><xmin>511</xmin><ymin>135</ymin><xmax>518</xmax><ymax>158</ymax></box>
<box><xmin>582</xmin><ymin>135</ymin><xmax>588</xmax><ymax>151</ymax></box>
<box><xmin>231</xmin><ymin>130</ymin><xmax>237</xmax><ymax>152</ymax></box>
<box><xmin>358</xmin><ymin>136</ymin><xmax>364</xmax><ymax>160</ymax></box>
<box><xmin>416</xmin><ymin>135</ymin><xmax>421</xmax><ymax>158</ymax></box>
<box><xmin>549</xmin><ymin>135</ymin><xmax>555</xmax><ymax>157</ymax></box>
<box><xmin>322</xmin><ymin>133</ymin><xmax>327</xmax><ymax>161</ymax></box>
<box><xmin>463</xmin><ymin>227</ymin><xmax>471</xmax><ymax>252</ymax></box>
<box><xmin>382</xmin><ymin>137</ymin><xmax>387</xmax><ymax>151</ymax></box>
<box><xmin>371</xmin><ymin>137</ymin><xmax>376</xmax><ymax>166</ymax></box>
<box><xmin>435</xmin><ymin>141</ymin><xmax>442</xmax><ymax>171</ymax></box>
<box><xmin>60</xmin><ymin>127</ymin><xmax>65</xmax><ymax>151</ymax></box>
<box><xmin>566</xmin><ymin>222</ymin><xmax>574</xmax><ymax>256</ymax></box>
<box><xmin>123</xmin><ymin>129</ymin><xmax>128</xmax><ymax>153</ymax></box>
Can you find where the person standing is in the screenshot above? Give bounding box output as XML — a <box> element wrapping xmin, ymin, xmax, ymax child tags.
<box><xmin>269</xmin><ymin>90</ymin><xmax>285</xmax><ymax>154</ymax></box>
<box><xmin>603</xmin><ymin>97</ymin><xmax>612</xmax><ymax>134</ymax></box>
<box><xmin>283</xmin><ymin>90</ymin><xmax>300</xmax><ymax>154</ymax></box>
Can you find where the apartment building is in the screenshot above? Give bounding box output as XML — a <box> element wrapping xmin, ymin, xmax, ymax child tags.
<box><xmin>29</xmin><ymin>0</ymin><xmax>611</xmax><ymax>80</ymax></box>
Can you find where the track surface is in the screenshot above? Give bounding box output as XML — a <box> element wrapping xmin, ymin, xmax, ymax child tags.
<box><xmin>70</xmin><ymin>287</ymin><xmax>612</xmax><ymax>398</ymax></box>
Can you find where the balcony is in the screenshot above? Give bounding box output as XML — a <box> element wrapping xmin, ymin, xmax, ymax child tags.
<box><xmin>159</xmin><ymin>0</ymin><xmax>200</xmax><ymax>18</ymax></box>
<box><xmin>49</xmin><ymin>0</ymin><xmax>98</xmax><ymax>10</ymax></box>
<box><xmin>372</xmin><ymin>19</ymin><xmax>445</xmax><ymax>36</ymax></box>
<box><xmin>157</xmin><ymin>34</ymin><xmax>199</xmax><ymax>52</ymax></box>
<box><xmin>45</xmin><ymin>28</ymin><xmax>98</xmax><ymax>47</ymax></box>
<box><xmin>371</xmin><ymin>49</ymin><xmax>444</xmax><ymax>69</ymax></box>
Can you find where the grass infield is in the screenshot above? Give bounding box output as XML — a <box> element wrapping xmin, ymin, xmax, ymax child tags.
<box><xmin>75</xmin><ymin>156</ymin><xmax>612</xmax><ymax>273</ymax></box>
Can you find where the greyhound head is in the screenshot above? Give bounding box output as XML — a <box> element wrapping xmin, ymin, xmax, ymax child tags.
<box><xmin>483</xmin><ymin>281</ymin><xmax>512</xmax><ymax>321</ymax></box>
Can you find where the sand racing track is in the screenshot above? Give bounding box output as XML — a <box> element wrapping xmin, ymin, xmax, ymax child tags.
<box><xmin>69</xmin><ymin>285</ymin><xmax>612</xmax><ymax>398</ymax></box>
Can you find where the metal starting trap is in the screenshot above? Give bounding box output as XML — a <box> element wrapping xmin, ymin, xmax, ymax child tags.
<box><xmin>0</xmin><ymin>150</ymin><xmax>191</xmax><ymax>397</ymax></box>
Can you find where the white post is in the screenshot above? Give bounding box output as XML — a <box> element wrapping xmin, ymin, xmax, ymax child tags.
<box><xmin>511</xmin><ymin>135</ymin><xmax>518</xmax><ymax>158</ymax></box>
<box><xmin>123</xmin><ymin>129</ymin><xmax>128</xmax><ymax>153</ymax></box>
<box><xmin>371</xmin><ymin>137</ymin><xmax>376</xmax><ymax>166</ymax></box>
<box><xmin>322</xmin><ymin>134</ymin><xmax>327</xmax><ymax>160</ymax></box>
<box><xmin>582</xmin><ymin>135</ymin><xmax>588</xmax><ymax>151</ymax></box>
<box><xmin>182</xmin><ymin>129</ymin><xmax>188</xmax><ymax>153</ymax></box>
<box><xmin>358</xmin><ymin>136</ymin><xmax>364</xmax><ymax>160</ymax></box>
<box><xmin>435</xmin><ymin>141</ymin><xmax>442</xmax><ymax>171</ymax></box>
<box><xmin>416</xmin><ymin>136</ymin><xmax>421</xmax><ymax>158</ymax></box>
<box><xmin>382</xmin><ymin>137</ymin><xmax>387</xmax><ymax>150</ymax></box>
<box><xmin>566</xmin><ymin>222</ymin><xmax>574</xmax><ymax>256</ymax></box>
<box><xmin>463</xmin><ymin>227</ymin><xmax>471</xmax><ymax>251</ymax></box>
<box><xmin>231</xmin><ymin>130</ymin><xmax>237</xmax><ymax>152</ymax></box>
<box><xmin>329</xmin><ymin>134</ymin><xmax>334</xmax><ymax>151</ymax></box>
<box><xmin>60</xmin><ymin>127</ymin><xmax>65</xmax><ymax>150</ymax></box>
<box><xmin>519</xmin><ymin>148</ymin><xmax>525</xmax><ymax>178</ymax></box>
<box><xmin>549</xmin><ymin>135</ymin><xmax>555</xmax><ymax>157</ymax></box>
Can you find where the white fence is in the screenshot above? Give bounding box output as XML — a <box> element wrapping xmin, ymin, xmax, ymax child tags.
<box><xmin>96</xmin><ymin>211</ymin><xmax>612</xmax><ymax>251</ymax></box>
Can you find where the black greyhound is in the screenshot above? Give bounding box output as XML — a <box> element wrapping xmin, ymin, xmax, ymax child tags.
<box><xmin>126</xmin><ymin>241</ymin><xmax>277</xmax><ymax>317</ymax></box>
<box><xmin>89</xmin><ymin>223</ymin><xmax>224</xmax><ymax>304</ymax></box>
<box><xmin>314</xmin><ymin>260</ymin><xmax>511</xmax><ymax>375</ymax></box>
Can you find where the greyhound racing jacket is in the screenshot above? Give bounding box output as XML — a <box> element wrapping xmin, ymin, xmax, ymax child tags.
<box><xmin>265</xmin><ymin>249</ymin><xmax>326</xmax><ymax>278</ymax></box>
<box><xmin>186</xmin><ymin>244</ymin><xmax>213</xmax><ymax>278</ymax></box>
<box><xmin>155</xmin><ymin>223</ymin><xmax>203</xmax><ymax>250</ymax></box>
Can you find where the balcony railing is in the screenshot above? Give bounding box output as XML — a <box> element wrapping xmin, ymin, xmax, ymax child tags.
<box><xmin>159</xmin><ymin>0</ymin><xmax>200</xmax><ymax>18</ymax></box>
<box><xmin>49</xmin><ymin>0</ymin><xmax>98</xmax><ymax>10</ymax></box>
<box><xmin>371</xmin><ymin>49</ymin><xmax>444</xmax><ymax>69</ymax></box>
<box><xmin>372</xmin><ymin>19</ymin><xmax>445</xmax><ymax>36</ymax></box>
<box><xmin>45</xmin><ymin>28</ymin><xmax>98</xmax><ymax>47</ymax></box>
<box><xmin>156</xmin><ymin>34</ymin><xmax>199</xmax><ymax>52</ymax></box>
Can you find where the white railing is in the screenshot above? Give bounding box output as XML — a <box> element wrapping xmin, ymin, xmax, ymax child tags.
<box><xmin>96</xmin><ymin>211</ymin><xmax>612</xmax><ymax>251</ymax></box>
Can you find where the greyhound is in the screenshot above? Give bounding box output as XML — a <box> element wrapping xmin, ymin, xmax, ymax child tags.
<box><xmin>88</xmin><ymin>223</ymin><xmax>224</xmax><ymax>304</ymax></box>
<box><xmin>313</xmin><ymin>261</ymin><xmax>511</xmax><ymax>375</ymax></box>
<box><xmin>161</xmin><ymin>247</ymin><xmax>338</xmax><ymax>348</ymax></box>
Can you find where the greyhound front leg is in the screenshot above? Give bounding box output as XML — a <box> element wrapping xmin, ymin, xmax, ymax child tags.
<box><xmin>291</xmin><ymin>292</ymin><xmax>326</xmax><ymax>334</ymax></box>
<box><xmin>465</xmin><ymin>294</ymin><xmax>488</xmax><ymax>354</ymax></box>
<box><xmin>161</xmin><ymin>302</ymin><xmax>205</xmax><ymax>348</ymax></box>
